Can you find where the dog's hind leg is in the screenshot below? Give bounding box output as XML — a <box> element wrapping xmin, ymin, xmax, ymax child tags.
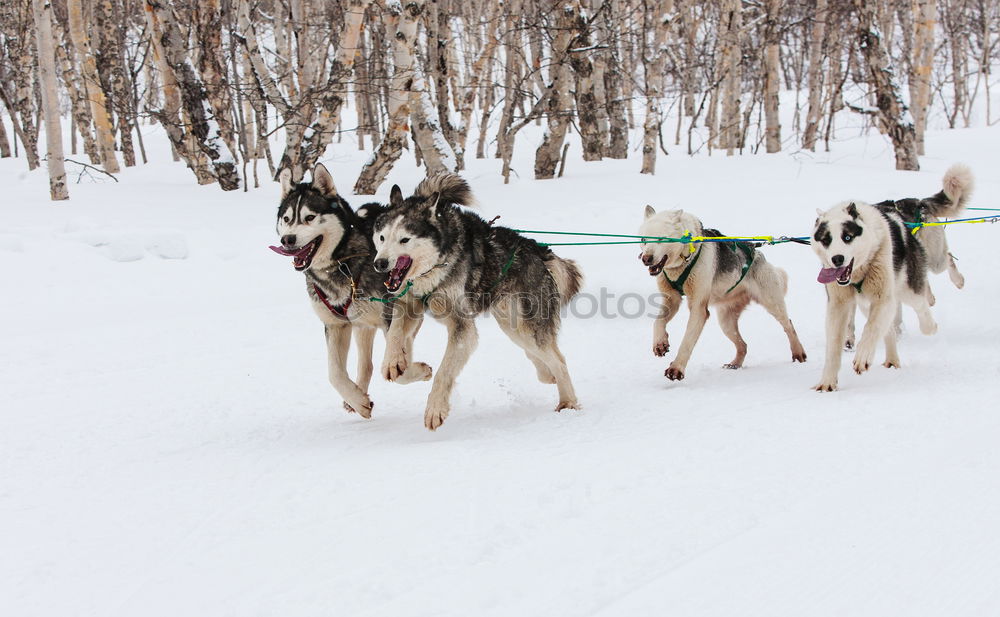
<box><xmin>753</xmin><ymin>280</ymin><xmax>807</xmax><ymax>363</ymax></box>
<box><xmin>845</xmin><ymin>310</ymin><xmax>856</xmax><ymax>351</ymax></box>
<box><xmin>717</xmin><ymin>299</ymin><xmax>749</xmax><ymax>369</ymax></box>
<box><xmin>525</xmin><ymin>350</ymin><xmax>557</xmax><ymax>384</ymax></box>
<box><xmin>326</xmin><ymin>324</ymin><xmax>373</xmax><ymax>418</ymax></box>
<box><xmin>424</xmin><ymin>317</ymin><xmax>478</xmax><ymax>430</ymax></box>
<box><xmin>491</xmin><ymin>304</ymin><xmax>578</xmax><ymax>409</ymax></box>
<box><xmin>947</xmin><ymin>253</ymin><xmax>965</xmax><ymax>289</ymax></box>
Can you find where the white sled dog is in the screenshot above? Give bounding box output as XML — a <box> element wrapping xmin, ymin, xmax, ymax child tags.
<box><xmin>638</xmin><ymin>207</ymin><xmax>807</xmax><ymax>381</ymax></box>
<box><xmin>812</xmin><ymin>165</ymin><xmax>973</xmax><ymax>391</ymax></box>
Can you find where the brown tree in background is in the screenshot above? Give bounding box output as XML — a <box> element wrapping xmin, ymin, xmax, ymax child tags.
<box><xmin>31</xmin><ymin>0</ymin><xmax>67</xmax><ymax>200</ymax></box>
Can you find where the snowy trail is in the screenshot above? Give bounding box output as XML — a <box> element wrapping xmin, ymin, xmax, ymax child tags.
<box><xmin>2</xmin><ymin>124</ymin><xmax>1000</xmax><ymax>616</ymax></box>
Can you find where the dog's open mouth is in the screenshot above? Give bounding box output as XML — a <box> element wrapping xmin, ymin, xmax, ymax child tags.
<box><xmin>817</xmin><ymin>259</ymin><xmax>854</xmax><ymax>286</ymax></box>
<box><xmin>647</xmin><ymin>255</ymin><xmax>668</xmax><ymax>276</ymax></box>
<box><xmin>385</xmin><ymin>255</ymin><xmax>413</xmax><ymax>292</ymax></box>
<box><xmin>268</xmin><ymin>236</ymin><xmax>322</xmax><ymax>271</ymax></box>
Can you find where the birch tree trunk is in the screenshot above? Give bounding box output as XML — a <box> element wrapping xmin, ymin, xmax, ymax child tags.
<box><xmin>295</xmin><ymin>0</ymin><xmax>372</xmax><ymax>176</ymax></box>
<box><xmin>640</xmin><ymin>0</ymin><xmax>673</xmax><ymax>175</ymax></box>
<box><xmin>603</xmin><ymin>0</ymin><xmax>629</xmax><ymax>158</ymax></box>
<box><xmin>534</xmin><ymin>3</ymin><xmax>578</xmax><ymax>180</ymax></box>
<box><xmin>66</xmin><ymin>0</ymin><xmax>119</xmax><ymax>173</ymax></box>
<box><xmin>0</xmin><ymin>119</ymin><xmax>10</xmax><ymax>158</ymax></box>
<box><xmin>763</xmin><ymin>0</ymin><xmax>782</xmax><ymax>153</ymax></box>
<box><xmin>54</xmin><ymin>26</ymin><xmax>100</xmax><ymax>165</ymax></box>
<box><xmin>909</xmin><ymin>0</ymin><xmax>936</xmax><ymax>155</ymax></box>
<box><xmin>354</xmin><ymin>1</ymin><xmax>423</xmax><ymax>194</ymax></box>
<box><xmin>718</xmin><ymin>0</ymin><xmax>742</xmax><ymax>155</ymax></box>
<box><xmin>146</xmin><ymin>0</ymin><xmax>241</xmax><ymax>190</ymax></box>
<box><xmin>851</xmin><ymin>0</ymin><xmax>920</xmax><ymax>171</ymax></box>
<box><xmin>454</xmin><ymin>0</ymin><xmax>501</xmax><ymax>171</ymax></box>
<box><xmin>802</xmin><ymin>0</ymin><xmax>828</xmax><ymax>151</ymax></box>
<box><xmin>569</xmin><ymin>1</ymin><xmax>605</xmax><ymax>162</ymax></box>
<box><xmin>32</xmin><ymin>0</ymin><xmax>68</xmax><ymax>199</ymax></box>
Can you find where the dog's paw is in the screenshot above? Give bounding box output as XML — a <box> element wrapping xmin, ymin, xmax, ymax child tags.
<box><xmin>424</xmin><ymin>403</ymin><xmax>449</xmax><ymax>431</ymax></box>
<box><xmin>792</xmin><ymin>350</ymin><xmax>807</xmax><ymax>363</ymax></box>
<box><xmin>919</xmin><ymin>320</ymin><xmax>938</xmax><ymax>336</ymax></box>
<box><xmin>882</xmin><ymin>358</ymin><xmax>901</xmax><ymax>369</ymax></box>
<box><xmin>853</xmin><ymin>357</ymin><xmax>872</xmax><ymax>375</ymax></box>
<box><xmin>555</xmin><ymin>399</ymin><xmax>580</xmax><ymax>412</ymax></box>
<box><xmin>381</xmin><ymin>354</ymin><xmax>408</xmax><ymax>381</ymax></box>
<box><xmin>665</xmin><ymin>364</ymin><xmax>686</xmax><ymax>381</ymax></box>
<box><xmin>813</xmin><ymin>381</ymin><xmax>837</xmax><ymax>392</ymax></box>
<box><xmin>394</xmin><ymin>361</ymin><xmax>433</xmax><ymax>385</ymax></box>
<box><xmin>344</xmin><ymin>395</ymin><xmax>373</xmax><ymax>419</ymax></box>
<box><xmin>843</xmin><ymin>340</ymin><xmax>854</xmax><ymax>352</ymax></box>
<box><xmin>722</xmin><ymin>362</ymin><xmax>742</xmax><ymax>370</ymax></box>
<box><xmin>653</xmin><ymin>338</ymin><xmax>670</xmax><ymax>357</ymax></box>
<box><xmin>950</xmin><ymin>271</ymin><xmax>965</xmax><ymax>289</ymax></box>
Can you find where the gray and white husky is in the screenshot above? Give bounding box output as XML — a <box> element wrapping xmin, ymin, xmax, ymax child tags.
<box><xmin>811</xmin><ymin>165</ymin><xmax>973</xmax><ymax>391</ymax></box>
<box><xmin>271</xmin><ymin>164</ymin><xmax>432</xmax><ymax>417</ymax></box>
<box><xmin>638</xmin><ymin>207</ymin><xmax>807</xmax><ymax>380</ymax></box>
<box><xmin>372</xmin><ymin>173</ymin><xmax>583</xmax><ymax>430</ymax></box>
<box><xmin>842</xmin><ymin>164</ymin><xmax>974</xmax><ymax>349</ymax></box>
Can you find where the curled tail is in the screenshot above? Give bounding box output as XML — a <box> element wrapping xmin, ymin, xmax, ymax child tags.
<box><xmin>545</xmin><ymin>255</ymin><xmax>583</xmax><ymax>306</ymax></box>
<box><xmin>924</xmin><ymin>164</ymin><xmax>974</xmax><ymax>218</ymax></box>
<box><xmin>414</xmin><ymin>172</ymin><xmax>476</xmax><ymax>207</ymax></box>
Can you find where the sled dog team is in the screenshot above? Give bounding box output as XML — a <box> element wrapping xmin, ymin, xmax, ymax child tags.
<box><xmin>272</xmin><ymin>163</ymin><xmax>974</xmax><ymax>430</ymax></box>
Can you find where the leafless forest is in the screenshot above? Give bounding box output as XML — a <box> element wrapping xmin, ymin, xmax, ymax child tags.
<box><xmin>1</xmin><ymin>0</ymin><xmax>998</xmax><ymax>200</ymax></box>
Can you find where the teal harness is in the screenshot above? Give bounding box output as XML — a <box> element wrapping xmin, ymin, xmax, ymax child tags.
<box><xmin>662</xmin><ymin>241</ymin><xmax>754</xmax><ymax>296</ymax></box>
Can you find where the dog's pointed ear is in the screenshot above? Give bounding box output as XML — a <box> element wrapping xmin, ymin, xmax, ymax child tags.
<box><xmin>278</xmin><ymin>168</ymin><xmax>293</xmax><ymax>199</ymax></box>
<box><xmin>389</xmin><ymin>184</ymin><xmax>404</xmax><ymax>208</ymax></box>
<box><xmin>644</xmin><ymin>205</ymin><xmax>656</xmax><ymax>219</ymax></box>
<box><xmin>312</xmin><ymin>164</ymin><xmax>338</xmax><ymax>198</ymax></box>
<box><xmin>847</xmin><ymin>202</ymin><xmax>859</xmax><ymax>219</ymax></box>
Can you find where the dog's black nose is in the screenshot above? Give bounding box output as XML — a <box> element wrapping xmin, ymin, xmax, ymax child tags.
<box><xmin>832</xmin><ymin>254</ymin><xmax>844</xmax><ymax>267</ymax></box>
<box><xmin>373</xmin><ymin>258</ymin><xmax>389</xmax><ymax>272</ymax></box>
<box><xmin>281</xmin><ymin>234</ymin><xmax>297</xmax><ymax>248</ymax></box>
<box><xmin>640</xmin><ymin>253</ymin><xmax>653</xmax><ymax>266</ymax></box>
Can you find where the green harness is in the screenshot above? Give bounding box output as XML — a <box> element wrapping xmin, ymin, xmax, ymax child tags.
<box><xmin>662</xmin><ymin>241</ymin><xmax>754</xmax><ymax>297</ymax></box>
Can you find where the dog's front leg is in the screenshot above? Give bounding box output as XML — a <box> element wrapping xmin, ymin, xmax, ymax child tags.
<box><xmin>354</xmin><ymin>326</ymin><xmax>375</xmax><ymax>395</ymax></box>
<box><xmin>424</xmin><ymin>317</ymin><xmax>479</xmax><ymax>431</ymax></box>
<box><xmin>664</xmin><ymin>298</ymin><xmax>710</xmax><ymax>381</ymax></box>
<box><xmin>815</xmin><ymin>287</ymin><xmax>854</xmax><ymax>391</ymax></box>
<box><xmin>853</xmin><ymin>294</ymin><xmax>896</xmax><ymax>375</ymax></box>
<box><xmin>325</xmin><ymin>324</ymin><xmax>373</xmax><ymax>417</ymax></box>
<box><xmin>652</xmin><ymin>291</ymin><xmax>681</xmax><ymax>357</ymax></box>
<box><xmin>381</xmin><ymin>301</ymin><xmax>415</xmax><ymax>381</ymax></box>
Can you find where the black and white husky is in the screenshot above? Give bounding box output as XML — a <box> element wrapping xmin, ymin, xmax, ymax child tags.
<box><xmin>842</xmin><ymin>164</ymin><xmax>974</xmax><ymax>348</ymax></box>
<box><xmin>372</xmin><ymin>174</ymin><xmax>583</xmax><ymax>430</ymax></box>
<box><xmin>638</xmin><ymin>207</ymin><xmax>807</xmax><ymax>381</ymax></box>
<box><xmin>271</xmin><ymin>164</ymin><xmax>432</xmax><ymax>417</ymax></box>
<box><xmin>811</xmin><ymin>164</ymin><xmax>973</xmax><ymax>391</ymax></box>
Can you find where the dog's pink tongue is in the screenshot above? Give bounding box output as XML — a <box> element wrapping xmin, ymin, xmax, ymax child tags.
<box><xmin>269</xmin><ymin>245</ymin><xmax>296</xmax><ymax>256</ymax></box>
<box><xmin>817</xmin><ymin>266</ymin><xmax>846</xmax><ymax>284</ymax></box>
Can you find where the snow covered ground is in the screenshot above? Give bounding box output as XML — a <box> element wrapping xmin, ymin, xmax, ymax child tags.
<box><xmin>2</xmin><ymin>110</ymin><xmax>1000</xmax><ymax>616</ymax></box>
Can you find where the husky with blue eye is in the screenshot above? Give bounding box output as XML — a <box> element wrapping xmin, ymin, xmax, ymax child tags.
<box><xmin>812</xmin><ymin>164</ymin><xmax>973</xmax><ymax>392</ymax></box>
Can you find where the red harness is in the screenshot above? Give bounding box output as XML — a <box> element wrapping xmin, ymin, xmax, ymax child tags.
<box><xmin>312</xmin><ymin>283</ymin><xmax>352</xmax><ymax>320</ymax></box>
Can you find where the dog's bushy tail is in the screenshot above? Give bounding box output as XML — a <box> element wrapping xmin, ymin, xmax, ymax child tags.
<box><xmin>925</xmin><ymin>164</ymin><xmax>974</xmax><ymax>218</ymax></box>
<box><xmin>414</xmin><ymin>172</ymin><xmax>476</xmax><ymax>207</ymax></box>
<box><xmin>545</xmin><ymin>255</ymin><xmax>583</xmax><ymax>306</ymax></box>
